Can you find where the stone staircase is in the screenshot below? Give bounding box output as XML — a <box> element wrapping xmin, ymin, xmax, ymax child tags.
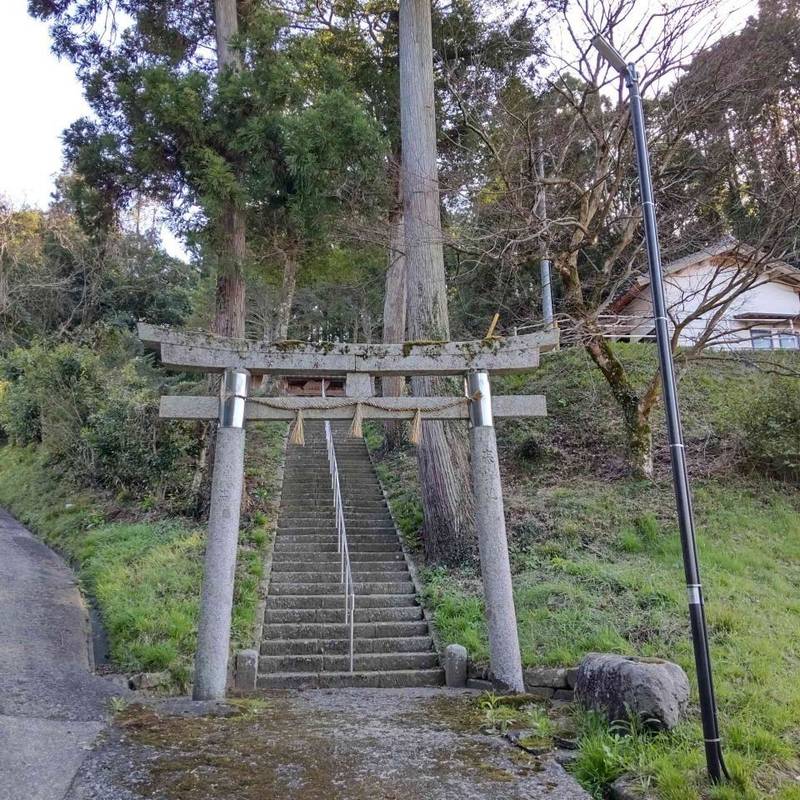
<box><xmin>258</xmin><ymin>421</ymin><xmax>444</xmax><ymax>688</ymax></box>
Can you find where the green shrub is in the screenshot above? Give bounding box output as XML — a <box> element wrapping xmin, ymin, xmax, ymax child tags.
<box><xmin>0</xmin><ymin>339</ymin><xmax>195</xmax><ymax>502</ymax></box>
<box><xmin>741</xmin><ymin>376</ymin><xmax>800</xmax><ymax>484</ymax></box>
<box><xmin>0</xmin><ymin>354</ymin><xmax>41</xmax><ymax>444</ymax></box>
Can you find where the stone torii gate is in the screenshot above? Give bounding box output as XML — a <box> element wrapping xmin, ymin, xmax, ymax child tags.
<box><xmin>139</xmin><ymin>323</ymin><xmax>559</xmax><ymax>699</ymax></box>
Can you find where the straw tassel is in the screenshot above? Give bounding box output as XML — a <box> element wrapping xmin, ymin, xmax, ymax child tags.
<box><xmin>409</xmin><ymin>408</ymin><xmax>423</xmax><ymax>445</ymax></box>
<box><xmin>349</xmin><ymin>402</ymin><xmax>364</xmax><ymax>438</ymax></box>
<box><xmin>290</xmin><ymin>409</ymin><xmax>305</xmax><ymax>446</ymax></box>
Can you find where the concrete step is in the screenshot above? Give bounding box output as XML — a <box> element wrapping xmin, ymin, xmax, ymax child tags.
<box><xmin>274</xmin><ymin>542</ymin><xmax>401</xmax><ymax>553</ymax></box>
<box><xmin>270</xmin><ymin>560</ymin><xmax>409</xmax><ymax>572</ymax></box>
<box><xmin>259</xmin><ymin>651</ymin><xmax>439</xmax><ymax>674</ymax></box>
<box><xmin>281</xmin><ymin>488</ymin><xmax>383</xmax><ymax>499</ymax></box>
<box><xmin>262</xmin><ymin>621</ymin><xmax>429</xmax><ymax>639</ymax></box>
<box><xmin>275</xmin><ymin>522</ymin><xmax>394</xmax><ymax>531</ymax></box>
<box><xmin>264</xmin><ymin>606</ymin><xmax>422</xmax><ymax>624</ymax></box>
<box><xmin>256</xmin><ymin>669</ymin><xmax>444</xmax><ymax>689</ymax></box>
<box><xmin>284</xmin><ymin>467</ymin><xmax>378</xmax><ymax>474</ymax></box>
<box><xmin>278</xmin><ymin>511</ymin><xmax>392</xmax><ymax>520</ymax></box>
<box><xmin>276</xmin><ymin>528</ymin><xmax>397</xmax><ymax>537</ymax></box>
<box><xmin>274</xmin><ymin>535</ymin><xmax>399</xmax><ymax>546</ymax></box>
<box><xmin>265</xmin><ymin>593</ymin><xmax>419</xmax><ymax>610</ymax></box>
<box><xmin>269</xmin><ymin>569</ymin><xmax>409</xmax><ymax>583</ymax></box>
<box><xmin>274</xmin><ymin>536</ymin><xmax>400</xmax><ymax>547</ymax></box>
<box><xmin>280</xmin><ymin>503</ymin><xmax>388</xmax><ymax>512</ymax></box>
<box><xmin>277</xmin><ymin>519</ymin><xmax>394</xmax><ymax>528</ymax></box>
<box><xmin>260</xmin><ymin>636</ymin><xmax>433</xmax><ymax>656</ymax></box>
<box><xmin>270</xmin><ymin>564</ymin><xmax>409</xmax><ymax>577</ymax></box>
<box><xmin>269</xmin><ymin>581</ymin><xmax>414</xmax><ymax>596</ymax></box>
<box><xmin>270</xmin><ymin>552</ymin><xmax>405</xmax><ymax>564</ymax></box>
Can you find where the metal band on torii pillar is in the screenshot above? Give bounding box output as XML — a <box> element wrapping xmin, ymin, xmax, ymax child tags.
<box><xmin>193</xmin><ymin>368</ymin><xmax>250</xmax><ymax>701</ymax></box>
<box><xmin>467</xmin><ymin>371</ymin><xmax>525</xmax><ymax>692</ymax></box>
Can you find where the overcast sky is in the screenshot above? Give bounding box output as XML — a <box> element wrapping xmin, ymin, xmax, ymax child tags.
<box><xmin>1</xmin><ymin>0</ymin><xmax>758</xmax><ymax>260</ymax></box>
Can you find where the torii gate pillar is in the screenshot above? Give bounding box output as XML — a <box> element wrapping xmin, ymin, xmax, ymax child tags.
<box><xmin>468</xmin><ymin>371</ymin><xmax>525</xmax><ymax>692</ymax></box>
<box><xmin>193</xmin><ymin>368</ymin><xmax>250</xmax><ymax>700</ymax></box>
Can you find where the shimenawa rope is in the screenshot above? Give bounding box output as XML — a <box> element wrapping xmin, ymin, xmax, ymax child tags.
<box><xmin>247</xmin><ymin>395</ymin><xmax>473</xmax><ymax>446</ymax></box>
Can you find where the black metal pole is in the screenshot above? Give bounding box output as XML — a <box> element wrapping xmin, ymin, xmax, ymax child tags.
<box><xmin>624</xmin><ymin>62</ymin><xmax>729</xmax><ymax>784</ymax></box>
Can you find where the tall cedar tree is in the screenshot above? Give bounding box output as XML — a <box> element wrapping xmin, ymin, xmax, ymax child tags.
<box><xmin>30</xmin><ymin>0</ymin><xmax>386</xmax><ymax>338</ymax></box>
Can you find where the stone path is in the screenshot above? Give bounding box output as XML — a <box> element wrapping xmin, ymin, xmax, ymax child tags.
<box><xmin>0</xmin><ymin>508</ymin><xmax>121</xmax><ymax>800</ymax></box>
<box><xmin>66</xmin><ymin>689</ymin><xmax>590</xmax><ymax>799</ymax></box>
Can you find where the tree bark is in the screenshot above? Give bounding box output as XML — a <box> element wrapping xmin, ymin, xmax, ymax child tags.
<box><xmin>213</xmin><ymin>202</ymin><xmax>246</xmax><ymax>337</ymax></box>
<box><xmin>585</xmin><ymin>335</ymin><xmax>655</xmax><ymax>479</ymax></box>
<box><xmin>212</xmin><ymin>0</ymin><xmax>246</xmax><ymax>338</ymax></box>
<box><xmin>272</xmin><ymin>247</ymin><xmax>298</xmax><ymax>341</ymax></box>
<box><xmin>400</xmin><ymin>0</ymin><xmax>475</xmax><ymax>564</ymax></box>
<box><xmin>382</xmin><ymin>172</ymin><xmax>407</xmax><ymax>449</ymax></box>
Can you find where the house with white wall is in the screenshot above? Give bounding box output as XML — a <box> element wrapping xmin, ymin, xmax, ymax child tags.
<box><xmin>610</xmin><ymin>238</ymin><xmax>800</xmax><ymax>350</ymax></box>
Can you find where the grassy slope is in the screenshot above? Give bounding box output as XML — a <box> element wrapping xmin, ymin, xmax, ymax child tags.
<box><xmin>0</xmin><ymin>422</ymin><xmax>285</xmax><ymax>688</ymax></box>
<box><xmin>369</xmin><ymin>346</ymin><xmax>800</xmax><ymax>800</ymax></box>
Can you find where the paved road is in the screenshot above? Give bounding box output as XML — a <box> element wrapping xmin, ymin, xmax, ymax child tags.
<box><xmin>0</xmin><ymin>508</ymin><xmax>121</xmax><ymax>800</ymax></box>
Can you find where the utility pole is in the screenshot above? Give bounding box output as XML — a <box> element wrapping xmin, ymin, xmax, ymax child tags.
<box><xmin>591</xmin><ymin>33</ymin><xmax>729</xmax><ymax>785</ymax></box>
<box><xmin>536</xmin><ymin>139</ymin><xmax>554</xmax><ymax>327</ymax></box>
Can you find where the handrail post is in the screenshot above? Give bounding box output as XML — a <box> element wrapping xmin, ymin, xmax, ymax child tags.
<box><xmin>323</xmin><ymin>415</ymin><xmax>356</xmax><ymax>674</ymax></box>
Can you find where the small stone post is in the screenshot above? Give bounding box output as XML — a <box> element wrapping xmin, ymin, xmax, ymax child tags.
<box><xmin>193</xmin><ymin>368</ymin><xmax>249</xmax><ymax>701</ymax></box>
<box><xmin>467</xmin><ymin>371</ymin><xmax>525</xmax><ymax>692</ymax></box>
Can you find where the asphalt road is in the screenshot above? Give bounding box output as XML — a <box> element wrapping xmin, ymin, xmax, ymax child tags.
<box><xmin>0</xmin><ymin>508</ymin><xmax>121</xmax><ymax>800</ymax></box>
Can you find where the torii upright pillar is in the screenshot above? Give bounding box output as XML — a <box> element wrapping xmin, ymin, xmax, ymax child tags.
<box><xmin>468</xmin><ymin>371</ymin><xmax>524</xmax><ymax>692</ymax></box>
<box><xmin>193</xmin><ymin>368</ymin><xmax>250</xmax><ymax>700</ymax></box>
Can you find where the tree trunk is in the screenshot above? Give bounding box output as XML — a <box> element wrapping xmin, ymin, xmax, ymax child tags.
<box><xmin>400</xmin><ymin>0</ymin><xmax>475</xmax><ymax>564</ymax></box>
<box><xmin>211</xmin><ymin>0</ymin><xmax>246</xmax><ymax>339</ymax></box>
<box><xmin>213</xmin><ymin>202</ymin><xmax>246</xmax><ymax>337</ymax></box>
<box><xmin>196</xmin><ymin>0</ymin><xmax>247</xmax><ymax>516</ymax></box>
<box><xmin>585</xmin><ymin>335</ymin><xmax>654</xmax><ymax>479</ymax></box>
<box><xmin>622</xmin><ymin>398</ymin><xmax>654</xmax><ymax>481</ymax></box>
<box><xmin>382</xmin><ymin>175</ymin><xmax>407</xmax><ymax>450</ymax></box>
<box><xmin>272</xmin><ymin>248</ymin><xmax>298</xmax><ymax>341</ymax></box>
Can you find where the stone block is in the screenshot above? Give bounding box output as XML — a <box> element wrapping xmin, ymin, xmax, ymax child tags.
<box><xmin>610</xmin><ymin>774</ymin><xmax>651</xmax><ymax>799</ymax></box>
<box><xmin>553</xmin><ymin>689</ymin><xmax>574</xmax><ymax>702</ymax></box>
<box><xmin>523</xmin><ymin>686</ymin><xmax>554</xmax><ymax>700</ymax></box>
<box><xmin>234</xmin><ymin>649</ymin><xmax>259</xmax><ymax>691</ymax></box>
<box><xmin>524</xmin><ymin>667</ymin><xmax>569</xmax><ymax>689</ymax></box>
<box><xmin>575</xmin><ymin>653</ymin><xmax>689</xmax><ymax>731</ymax></box>
<box><xmin>465</xmin><ymin>678</ymin><xmax>494</xmax><ymax>691</ymax></box>
<box><xmin>566</xmin><ymin>667</ymin><xmax>579</xmax><ymax>689</ymax></box>
<box><xmin>128</xmin><ymin>671</ymin><xmax>170</xmax><ymax>691</ymax></box>
<box><xmin>444</xmin><ymin>644</ymin><xmax>468</xmax><ymax>688</ymax></box>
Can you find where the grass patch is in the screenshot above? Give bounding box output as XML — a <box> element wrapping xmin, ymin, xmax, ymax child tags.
<box><xmin>0</xmin><ymin>422</ymin><xmax>286</xmax><ymax>688</ymax></box>
<box><xmin>420</xmin><ymin>476</ymin><xmax>800</xmax><ymax>797</ymax></box>
<box><xmin>385</xmin><ymin>466</ymin><xmax>800</xmax><ymax>797</ymax></box>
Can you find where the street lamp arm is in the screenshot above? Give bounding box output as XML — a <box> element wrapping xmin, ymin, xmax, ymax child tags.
<box><xmin>590</xmin><ymin>34</ymin><xmax>628</xmax><ymax>74</ymax></box>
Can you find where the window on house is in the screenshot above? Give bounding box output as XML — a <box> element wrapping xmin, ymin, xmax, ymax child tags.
<box><xmin>751</xmin><ymin>329</ymin><xmax>773</xmax><ymax>349</ymax></box>
<box><xmin>778</xmin><ymin>332</ymin><xmax>799</xmax><ymax>350</ymax></box>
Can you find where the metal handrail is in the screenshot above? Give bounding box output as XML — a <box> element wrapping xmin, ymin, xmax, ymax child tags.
<box><xmin>323</xmin><ymin>409</ymin><xmax>355</xmax><ymax>673</ymax></box>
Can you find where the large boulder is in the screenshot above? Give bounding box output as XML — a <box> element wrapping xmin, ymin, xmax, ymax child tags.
<box><xmin>575</xmin><ymin>653</ymin><xmax>689</xmax><ymax>731</ymax></box>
